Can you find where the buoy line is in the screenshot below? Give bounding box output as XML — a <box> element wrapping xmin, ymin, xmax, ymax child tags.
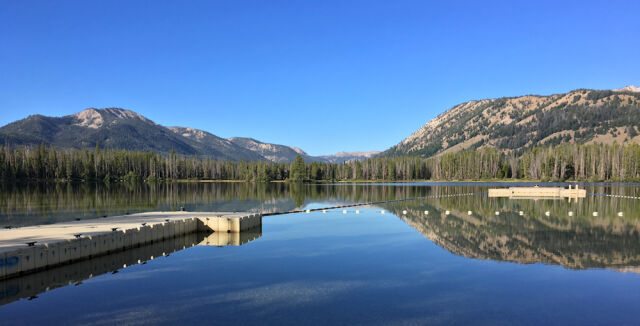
<box><xmin>590</xmin><ymin>193</ymin><xmax>640</xmax><ymax>200</ymax></box>
<box><xmin>262</xmin><ymin>192</ymin><xmax>485</xmax><ymax>216</ymax></box>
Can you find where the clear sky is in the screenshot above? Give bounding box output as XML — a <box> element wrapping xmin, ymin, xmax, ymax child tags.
<box><xmin>1</xmin><ymin>1</ymin><xmax>639</xmax><ymax>156</ymax></box>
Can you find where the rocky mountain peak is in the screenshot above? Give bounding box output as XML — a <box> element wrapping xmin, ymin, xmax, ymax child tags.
<box><xmin>615</xmin><ymin>85</ymin><xmax>640</xmax><ymax>93</ymax></box>
<box><xmin>72</xmin><ymin>108</ymin><xmax>104</xmax><ymax>129</ymax></box>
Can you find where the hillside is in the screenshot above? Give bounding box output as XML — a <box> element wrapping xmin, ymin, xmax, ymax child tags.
<box><xmin>0</xmin><ymin>108</ymin><xmax>200</xmax><ymax>155</ymax></box>
<box><xmin>385</xmin><ymin>87</ymin><xmax>640</xmax><ymax>157</ymax></box>
<box><xmin>0</xmin><ymin>108</ymin><xmax>377</xmax><ymax>163</ymax></box>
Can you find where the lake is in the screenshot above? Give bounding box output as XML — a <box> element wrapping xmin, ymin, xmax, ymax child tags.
<box><xmin>1</xmin><ymin>182</ymin><xmax>640</xmax><ymax>325</ymax></box>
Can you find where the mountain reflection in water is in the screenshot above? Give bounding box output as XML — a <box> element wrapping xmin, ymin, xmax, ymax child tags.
<box><xmin>2</xmin><ymin>182</ymin><xmax>640</xmax><ymax>273</ymax></box>
<box><xmin>383</xmin><ymin>194</ymin><xmax>640</xmax><ymax>272</ymax></box>
<box><xmin>3</xmin><ymin>181</ymin><xmax>639</xmax><ymax>227</ymax></box>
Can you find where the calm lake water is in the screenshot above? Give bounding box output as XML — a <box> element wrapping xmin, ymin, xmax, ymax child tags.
<box><xmin>1</xmin><ymin>182</ymin><xmax>640</xmax><ymax>325</ymax></box>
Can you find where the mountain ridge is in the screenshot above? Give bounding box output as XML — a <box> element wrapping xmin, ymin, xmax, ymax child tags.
<box><xmin>227</xmin><ymin>137</ymin><xmax>314</xmax><ymax>163</ymax></box>
<box><xmin>384</xmin><ymin>86</ymin><xmax>640</xmax><ymax>157</ymax></box>
<box><xmin>0</xmin><ymin>108</ymin><xmax>378</xmax><ymax>163</ymax></box>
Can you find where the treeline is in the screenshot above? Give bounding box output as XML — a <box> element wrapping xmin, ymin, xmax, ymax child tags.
<box><xmin>429</xmin><ymin>143</ymin><xmax>640</xmax><ymax>181</ymax></box>
<box><xmin>2</xmin><ymin>142</ymin><xmax>640</xmax><ymax>182</ymax></box>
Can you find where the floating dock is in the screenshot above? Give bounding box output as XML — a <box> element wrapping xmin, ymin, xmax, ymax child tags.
<box><xmin>0</xmin><ymin>211</ymin><xmax>262</xmax><ymax>280</ymax></box>
<box><xmin>0</xmin><ymin>230</ymin><xmax>262</xmax><ymax>306</ymax></box>
<box><xmin>488</xmin><ymin>185</ymin><xmax>586</xmax><ymax>198</ymax></box>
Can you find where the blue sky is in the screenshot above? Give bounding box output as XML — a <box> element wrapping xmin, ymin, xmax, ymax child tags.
<box><xmin>1</xmin><ymin>1</ymin><xmax>639</xmax><ymax>155</ymax></box>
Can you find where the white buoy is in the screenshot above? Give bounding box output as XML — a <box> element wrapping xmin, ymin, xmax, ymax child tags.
<box><xmin>495</xmin><ymin>211</ymin><xmax>500</xmax><ymax>216</ymax></box>
<box><xmin>306</xmin><ymin>209</ymin><xmax>311</xmax><ymax>213</ymax></box>
<box><xmin>467</xmin><ymin>211</ymin><xmax>472</xmax><ymax>215</ymax></box>
<box><xmin>380</xmin><ymin>210</ymin><xmax>385</xmax><ymax>214</ymax></box>
<box><xmin>618</xmin><ymin>212</ymin><xmax>624</xmax><ymax>217</ymax></box>
<box><xmin>445</xmin><ymin>210</ymin><xmax>450</xmax><ymax>215</ymax></box>
<box><xmin>402</xmin><ymin>210</ymin><xmax>407</xmax><ymax>215</ymax></box>
<box><xmin>593</xmin><ymin>212</ymin><xmax>598</xmax><ymax>217</ymax></box>
<box><xmin>355</xmin><ymin>210</ymin><xmax>360</xmax><ymax>214</ymax></box>
<box><xmin>343</xmin><ymin>210</ymin><xmax>347</xmax><ymax>214</ymax></box>
<box><xmin>568</xmin><ymin>211</ymin><xmax>573</xmax><ymax>216</ymax></box>
<box><xmin>322</xmin><ymin>210</ymin><xmax>326</xmax><ymax>213</ymax></box>
<box><xmin>424</xmin><ymin>210</ymin><xmax>429</xmax><ymax>215</ymax></box>
<box><xmin>519</xmin><ymin>211</ymin><xmax>524</xmax><ymax>216</ymax></box>
<box><xmin>545</xmin><ymin>211</ymin><xmax>550</xmax><ymax>216</ymax></box>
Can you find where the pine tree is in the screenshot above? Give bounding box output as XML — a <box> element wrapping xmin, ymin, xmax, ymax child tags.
<box><xmin>290</xmin><ymin>155</ymin><xmax>306</xmax><ymax>182</ymax></box>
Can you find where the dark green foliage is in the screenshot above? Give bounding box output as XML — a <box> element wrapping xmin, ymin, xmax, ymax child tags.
<box><xmin>409</xmin><ymin>141</ymin><xmax>442</xmax><ymax>157</ymax></box>
<box><xmin>572</xmin><ymin>94</ymin><xmax>581</xmax><ymax>103</ymax></box>
<box><xmin>586</xmin><ymin>90</ymin><xmax>614</xmax><ymax>102</ymax></box>
<box><xmin>289</xmin><ymin>155</ymin><xmax>306</xmax><ymax>182</ymax></box>
<box><xmin>3</xmin><ymin>142</ymin><xmax>640</xmax><ymax>182</ymax></box>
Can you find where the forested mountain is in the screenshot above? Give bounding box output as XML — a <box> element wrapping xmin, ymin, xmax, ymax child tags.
<box><xmin>385</xmin><ymin>86</ymin><xmax>640</xmax><ymax>157</ymax></box>
<box><xmin>0</xmin><ymin>108</ymin><xmax>375</xmax><ymax>163</ymax></box>
<box><xmin>0</xmin><ymin>108</ymin><xmax>199</xmax><ymax>154</ymax></box>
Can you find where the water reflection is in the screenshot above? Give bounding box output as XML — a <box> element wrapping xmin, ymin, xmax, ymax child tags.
<box><xmin>383</xmin><ymin>194</ymin><xmax>640</xmax><ymax>271</ymax></box>
<box><xmin>2</xmin><ymin>182</ymin><xmax>640</xmax><ymax>273</ymax></box>
<box><xmin>0</xmin><ymin>229</ymin><xmax>262</xmax><ymax>307</ymax></box>
<box><xmin>2</xmin><ymin>187</ymin><xmax>640</xmax><ymax>325</ymax></box>
<box><xmin>0</xmin><ymin>182</ymin><xmax>466</xmax><ymax>227</ymax></box>
<box><xmin>3</xmin><ymin>181</ymin><xmax>639</xmax><ymax>228</ymax></box>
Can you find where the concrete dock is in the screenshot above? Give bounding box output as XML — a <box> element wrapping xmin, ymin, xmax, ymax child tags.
<box><xmin>488</xmin><ymin>186</ymin><xmax>586</xmax><ymax>198</ymax></box>
<box><xmin>0</xmin><ymin>229</ymin><xmax>262</xmax><ymax>306</ymax></box>
<box><xmin>0</xmin><ymin>211</ymin><xmax>262</xmax><ymax>281</ymax></box>
<box><xmin>199</xmin><ymin>229</ymin><xmax>262</xmax><ymax>247</ymax></box>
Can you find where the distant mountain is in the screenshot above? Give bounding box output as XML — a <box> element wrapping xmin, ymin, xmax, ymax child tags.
<box><xmin>384</xmin><ymin>86</ymin><xmax>640</xmax><ymax>157</ymax></box>
<box><xmin>228</xmin><ymin>137</ymin><xmax>313</xmax><ymax>163</ymax></box>
<box><xmin>166</xmin><ymin>127</ymin><xmax>263</xmax><ymax>161</ymax></box>
<box><xmin>227</xmin><ymin>138</ymin><xmax>379</xmax><ymax>163</ymax></box>
<box><xmin>0</xmin><ymin>108</ymin><xmax>379</xmax><ymax>163</ymax></box>
<box><xmin>316</xmin><ymin>151</ymin><xmax>380</xmax><ymax>163</ymax></box>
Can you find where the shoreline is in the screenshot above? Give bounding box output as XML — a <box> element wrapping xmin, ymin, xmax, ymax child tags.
<box><xmin>2</xmin><ymin>179</ymin><xmax>640</xmax><ymax>185</ymax></box>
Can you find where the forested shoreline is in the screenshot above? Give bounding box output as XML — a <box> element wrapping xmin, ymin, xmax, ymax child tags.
<box><xmin>2</xmin><ymin>142</ymin><xmax>640</xmax><ymax>183</ymax></box>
